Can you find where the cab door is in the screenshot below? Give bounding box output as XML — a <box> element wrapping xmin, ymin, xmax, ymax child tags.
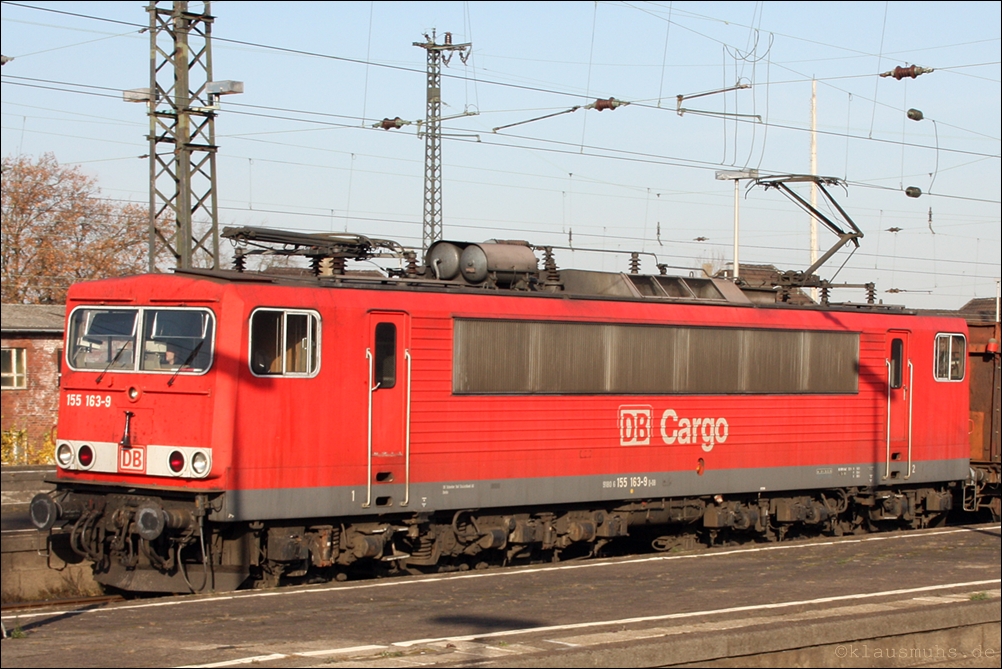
<box><xmin>884</xmin><ymin>332</ymin><xmax>913</xmax><ymax>480</ymax></box>
<box><xmin>364</xmin><ymin>312</ymin><xmax>410</xmax><ymax>508</ymax></box>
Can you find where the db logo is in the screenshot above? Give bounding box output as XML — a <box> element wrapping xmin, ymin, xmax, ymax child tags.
<box><xmin>619</xmin><ymin>405</ymin><xmax>652</xmax><ymax>446</ymax></box>
<box><xmin>119</xmin><ymin>446</ymin><xmax>146</xmax><ymax>473</ymax></box>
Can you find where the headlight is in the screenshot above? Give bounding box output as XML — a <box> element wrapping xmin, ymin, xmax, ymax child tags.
<box><xmin>57</xmin><ymin>443</ymin><xmax>74</xmax><ymax>468</ymax></box>
<box><xmin>191</xmin><ymin>451</ymin><xmax>209</xmax><ymax>477</ymax></box>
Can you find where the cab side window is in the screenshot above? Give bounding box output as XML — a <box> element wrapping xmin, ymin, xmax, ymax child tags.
<box><xmin>934</xmin><ymin>334</ymin><xmax>965</xmax><ymax>382</ymax></box>
<box><xmin>250</xmin><ymin>309</ymin><xmax>320</xmax><ymax>376</ymax></box>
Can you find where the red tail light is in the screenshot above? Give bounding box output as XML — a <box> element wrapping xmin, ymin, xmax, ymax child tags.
<box><xmin>78</xmin><ymin>444</ymin><xmax>94</xmax><ymax>468</ymax></box>
<box><xmin>168</xmin><ymin>450</ymin><xmax>185</xmax><ymax>474</ymax></box>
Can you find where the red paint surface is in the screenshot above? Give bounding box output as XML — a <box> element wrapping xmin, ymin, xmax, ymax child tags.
<box><xmin>55</xmin><ymin>274</ymin><xmax>970</xmax><ymax>494</ymax></box>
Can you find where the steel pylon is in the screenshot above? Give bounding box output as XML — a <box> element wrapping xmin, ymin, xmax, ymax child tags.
<box><xmin>413</xmin><ymin>31</ymin><xmax>470</xmax><ymax>257</ymax></box>
<box><xmin>146</xmin><ymin>1</ymin><xmax>220</xmax><ymax>271</ymax></box>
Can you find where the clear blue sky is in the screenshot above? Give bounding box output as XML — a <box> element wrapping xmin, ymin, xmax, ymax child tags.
<box><xmin>2</xmin><ymin>1</ymin><xmax>999</xmax><ymax>309</ymax></box>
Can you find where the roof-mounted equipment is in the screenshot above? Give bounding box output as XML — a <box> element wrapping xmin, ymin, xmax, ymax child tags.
<box><xmin>753</xmin><ymin>175</ymin><xmax>874</xmax><ymax>305</ymax></box>
<box><xmin>222</xmin><ymin>226</ymin><xmax>407</xmax><ymax>276</ymax></box>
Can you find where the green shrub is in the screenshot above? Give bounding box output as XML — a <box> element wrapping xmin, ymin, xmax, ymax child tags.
<box><xmin>1</xmin><ymin>424</ymin><xmax>56</xmax><ymax>466</ymax></box>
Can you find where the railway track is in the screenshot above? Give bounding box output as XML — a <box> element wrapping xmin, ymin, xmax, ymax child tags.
<box><xmin>1</xmin><ymin>594</ymin><xmax>124</xmax><ymax>614</ymax></box>
<box><xmin>2</xmin><ymin>509</ymin><xmax>996</xmax><ymax>613</ymax></box>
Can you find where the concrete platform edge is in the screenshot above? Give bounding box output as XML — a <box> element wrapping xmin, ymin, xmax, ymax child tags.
<box><xmin>447</xmin><ymin>598</ymin><xmax>1001</xmax><ymax>668</ymax></box>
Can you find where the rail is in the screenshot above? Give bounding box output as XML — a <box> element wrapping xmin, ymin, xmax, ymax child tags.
<box><xmin>1</xmin><ymin>594</ymin><xmax>124</xmax><ymax>614</ymax></box>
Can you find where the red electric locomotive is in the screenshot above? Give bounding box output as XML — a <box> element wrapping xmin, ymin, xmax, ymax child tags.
<box><xmin>30</xmin><ymin>225</ymin><xmax>982</xmax><ymax>593</ymax></box>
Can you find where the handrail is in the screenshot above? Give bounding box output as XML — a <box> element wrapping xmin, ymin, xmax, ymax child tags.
<box><xmin>884</xmin><ymin>359</ymin><xmax>892</xmax><ymax>480</ymax></box>
<box><xmin>402</xmin><ymin>350</ymin><xmax>412</xmax><ymax>507</ymax></box>
<box><xmin>905</xmin><ymin>360</ymin><xmax>914</xmax><ymax>480</ymax></box>
<box><xmin>364</xmin><ymin>348</ymin><xmax>375</xmax><ymax>508</ymax></box>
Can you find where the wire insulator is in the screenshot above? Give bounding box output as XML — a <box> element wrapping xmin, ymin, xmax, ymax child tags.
<box><xmin>375</xmin><ymin>117</ymin><xmax>408</xmax><ymax>130</ymax></box>
<box><xmin>405</xmin><ymin>251</ymin><xmax>418</xmax><ymax>277</ymax></box>
<box><xmin>629</xmin><ymin>252</ymin><xmax>641</xmax><ymax>274</ymax></box>
<box><xmin>879</xmin><ymin>65</ymin><xmax>933</xmax><ymax>80</ymax></box>
<box><xmin>591</xmin><ymin>97</ymin><xmax>625</xmax><ymax>111</ymax></box>
<box><xmin>232</xmin><ymin>254</ymin><xmax>246</xmax><ymax>273</ymax></box>
<box><xmin>866</xmin><ymin>283</ymin><xmax>876</xmax><ymax>304</ymax></box>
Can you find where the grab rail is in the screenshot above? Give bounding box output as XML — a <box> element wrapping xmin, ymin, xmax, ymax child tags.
<box><xmin>363</xmin><ymin>349</ymin><xmax>378</xmax><ymax>508</ymax></box>
<box><xmin>884</xmin><ymin>360</ymin><xmax>892</xmax><ymax>480</ymax></box>
<box><xmin>905</xmin><ymin>360</ymin><xmax>914</xmax><ymax>480</ymax></box>
<box><xmin>401</xmin><ymin>350</ymin><xmax>412</xmax><ymax>507</ymax></box>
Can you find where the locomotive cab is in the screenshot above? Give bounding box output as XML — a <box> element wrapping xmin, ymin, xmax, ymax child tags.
<box><xmin>30</xmin><ymin>276</ymin><xmax>257</xmax><ymax>592</ymax></box>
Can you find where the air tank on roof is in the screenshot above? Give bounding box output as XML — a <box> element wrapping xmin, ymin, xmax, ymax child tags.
<box><xmin>459</xmin><ymin>241</ymin><xmax>538</xmax><ymax>284</ymax></box>
<box><xmin>425</xmin><ymin>241</ymin><xmax>465</xmax><ymax>280</ymax></box>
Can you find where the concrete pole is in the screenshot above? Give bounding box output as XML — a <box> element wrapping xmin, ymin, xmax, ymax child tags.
<box><xmin>733</xmin><ymin>179</ymin><xmax>740</xmax><ymax>280</ymax></box>
<box><xmin>716</xmin><ymin>169</ymin><xmax>758</xmax><ymax>281</ymax></box>
<box><xmin>996</xmin><ymin>279</ymin><xmax>1000</xmax><ymax>323</ymax></box>
<box><xmin>810</xmin><ymin>78</ymin><xmax>819</xmax><ymax>302</ymax></box>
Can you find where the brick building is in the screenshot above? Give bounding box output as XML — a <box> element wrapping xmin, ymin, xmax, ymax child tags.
<box><xmin>1</xmin><ymin>304</ymin><xmax>66</xmax><ymax>452</ymax></box>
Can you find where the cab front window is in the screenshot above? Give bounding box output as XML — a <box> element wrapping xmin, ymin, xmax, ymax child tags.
<box><xmin>68</xmin><ymin>309</ymin><xmax>137</xmax><ymax>371</ymax></box>
<box><xmin>67</xmin><ymin>307</ymin><xmax>214</xmax><ymax>375</ymax></box>
<box><xmin>139</xmin><ymin>310</ymin><xmax>214</xmax><ymax>372</ymax></box>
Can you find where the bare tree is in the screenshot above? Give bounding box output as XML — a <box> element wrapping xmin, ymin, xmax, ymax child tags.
<box><xmin>1</xmin><ymin>153</ymin><xmax>160</xmax><ymax>304</ymax></box>
<box><xmin>697</xmin><ymin>250</ymin><xmax>727</xmax><ymax>278</ymax></box>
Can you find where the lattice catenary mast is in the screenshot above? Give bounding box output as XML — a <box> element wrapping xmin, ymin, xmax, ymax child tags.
<box><xmin>138</xmin><ymin>1</ymin><xmax>241</xmax><ymax>272</ymax></box>
<box><xmin>413</xmin><ymin>31</ymin><xmax>470</xmax><ymax>256</ymax></box>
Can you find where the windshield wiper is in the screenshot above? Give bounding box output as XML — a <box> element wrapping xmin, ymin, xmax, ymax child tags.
<box><xmin>167</xmin><ymin>340</ymin><xmax>204</xmax><ymax>387</ymax></box>
<box><xmin>95</xmin><ymin>342</ymin><xmax>132</xmax><ymax>384</ymax></box>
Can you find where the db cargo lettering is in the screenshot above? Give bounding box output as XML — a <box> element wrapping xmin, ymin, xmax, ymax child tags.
<box><xmin>660</xmin><ymin>409</ymin><xmax>729</xmax><ymax>452</ymax></box>
<box><xmin>620</xmin><ymin>406</ymin><xmax>730</xmax><ymax>452</ymax></box>
<box><xmin>619</xmin><ymin>406</ymin><xmax>652</xmax><ymax>446</ymax></box>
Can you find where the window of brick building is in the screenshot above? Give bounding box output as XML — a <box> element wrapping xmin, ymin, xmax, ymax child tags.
<box><xmin>1</xmin><ymin>348</ymin><xmax>27</xmax><ymax>389</ymax></box>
